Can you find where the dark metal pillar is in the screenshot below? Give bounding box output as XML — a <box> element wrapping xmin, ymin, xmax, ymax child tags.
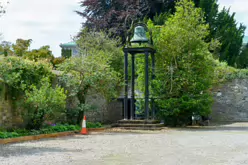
<box><xmin>130</xmin><ymin>54</ymin><xmax>135</xmax><ymax>120</ymax></box>
<box><xmin>151</xmin><ymin>53</ymin><xmax>155</xmax><ymax>119</ymax></box>
<box><xmin>145</xmin><ymin>51</ymin><xmax>149</xmax><ymax>120</ymax></box>
<box><xmin>124</xmin><ymin>51</ymin><xmax>128</xmax><ymax>120</ymax></box>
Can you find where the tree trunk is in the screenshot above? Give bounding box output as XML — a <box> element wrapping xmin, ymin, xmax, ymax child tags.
<box><xmin>76</xmin><ymin>88</ymin><xmax>87</xmax><ymax>125</ymax></box>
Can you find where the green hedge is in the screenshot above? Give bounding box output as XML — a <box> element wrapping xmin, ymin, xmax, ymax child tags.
<box><xmin>0</xmin><ymin>122</ymin><xmax>102</xmax><ymax>139</ymax></box>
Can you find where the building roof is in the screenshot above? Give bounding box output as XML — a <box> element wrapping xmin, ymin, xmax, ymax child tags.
<box><xmin>59</xmin><ymin>42</ymin><xmax>77</xmax><ymax>48</ymax></box>
<box><xmin>243</xmin><ymin>36</ymin><xmax>248</xmax><ymax>44</ymax></box>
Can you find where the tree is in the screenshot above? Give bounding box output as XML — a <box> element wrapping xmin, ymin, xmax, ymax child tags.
<box><xmin>139</xmin><ymin>0</ymin><xmax>215</xmax><ymax>126</ymax></box>
<box><xmin>25</xmin><ymin>45</ymin><xmax>54</xmax><ymax>62</ymax></box>
<box><xmin>236</xmin><ymin>44</ymin><xmax>248</xmax><ymax>69</ymax></box>
<box><xmin>58</xmin><ymin>31</ymin><xmax>123</xmax><ymax>124</ymax></box>
<box><xmin>215</xmin><ymin>8</ymin><xmax>246</xmax><ymax>66</ymax></box>
<box><xmin>12</xmin><ymin>39</ymin><xmax>32</xmax><ymax>57</ymax></box>
<box><xmin>77</xmin><ymin>0</ymin><xmax>176</xmax><ymax>41</ymax></box>
<box><xmin>0</xmin><ymin>41</ymin><xmax>13</xmax><ymax>56</ymax></box>
<box><xmin>192</xmin><ymin>0</ymin><xmax>246</xmax><ymax>66</ymax></box>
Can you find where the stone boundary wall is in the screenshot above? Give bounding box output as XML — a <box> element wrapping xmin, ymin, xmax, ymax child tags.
<box><xmin>211</xmin><ymin>79</ymin><xmax>248</xmax><ymax>123</ymax></box>
<box><xmin>0</xmin><ymin>82</ymin><xmax>13</xmax><ymax>128</ymax></box>
<box><xmin>4</xmin><ymin>77</ymin><xmax>248</xmax><ymax>127</ymax></box>
<box><xmin>85</xmin><ymin>93</ymin><xmax>123</xmax><ymax>124</ymax></box>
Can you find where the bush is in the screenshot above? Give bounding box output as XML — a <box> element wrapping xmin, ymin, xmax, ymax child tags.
<box><xmin>87</xmin><ymin>122</ymin><xmax>102</xmax><ymax>128</ymax></box>
<box><xmin>138</xmin><ymin>0</ymin><xmax>215</xmax><ymax>126</ymax></box>
<box><xmin>24</xmin><ymin>78</ymin><xmax>66</xmax><ymax>130</ymax></box>
<box><xmin>0</xmin><ymin>124</ymin><xmax>81</xmax><ymax>139</ymax></box>
<box><xmin>0</xmin><ymin>122</ymin><xmax>103</xmax><ymax>139</ymax></box>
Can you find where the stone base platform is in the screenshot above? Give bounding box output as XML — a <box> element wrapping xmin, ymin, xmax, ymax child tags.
<box><xmin>112</xmin><ymin>120</ymin><xmax>164</xmax><ymax>131</ymax></box>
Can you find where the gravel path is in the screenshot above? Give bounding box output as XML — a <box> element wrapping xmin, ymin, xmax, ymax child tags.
<box><xmin>1</xmin><ymin>126</ymin><xmax>248</xmax><ymax>165</ymax></box>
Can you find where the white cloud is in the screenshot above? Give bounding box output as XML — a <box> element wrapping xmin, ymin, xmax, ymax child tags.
<box><xmin>0</xmin><ymin>0</ymin><xmax>83</xmax><ymax>57</ymax></box>
<box><xmin>1</xmin><ymin>0</ymin><xmax>246</xmax><ymax>57</ymax></box>
<box><xmin>219</xmin><ymin>0</ymin><xmax>248</xmax><ymax>35</ymax></box>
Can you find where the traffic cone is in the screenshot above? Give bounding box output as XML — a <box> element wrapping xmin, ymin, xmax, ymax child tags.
<box><xmin>81</xmin><ymin>116</ymin><xmax>88</xmax><ymax>135</ymax></box>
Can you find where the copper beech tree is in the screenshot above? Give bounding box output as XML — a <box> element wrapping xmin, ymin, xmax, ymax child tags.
<box><xmin>77</xmin><ymin>0</ymin><xmax>176</xmax><ymax>41</ymax></box>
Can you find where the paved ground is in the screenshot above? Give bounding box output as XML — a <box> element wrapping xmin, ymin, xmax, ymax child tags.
<box><xmin>2</xmin><ymin>124</ymin><xmax>248</xmax><ymax>165</ymax></box>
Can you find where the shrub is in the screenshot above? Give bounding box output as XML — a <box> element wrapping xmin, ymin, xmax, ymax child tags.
<box><xmin>24</xmin><ymin>78</ymin><xmax>66</xmax><ymax>130</ymax></box>
<box><xmin>138</xmin><ymin>0</ymin><xmax>215</xmax><ymax>126</ymax></box>
<box><xmin>0</xmin><ymin>124</ymin><xmax>82</xmax><ymax>139</ymax></box>
<box><xmin>86</xmin><ymin>122</ymin><xmax>102</xmax><ymax>128</ymax></box>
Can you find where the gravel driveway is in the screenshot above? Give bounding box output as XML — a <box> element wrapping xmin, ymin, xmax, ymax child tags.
<box><xmin>1</xmin><ymin>125</ymin><xmax>248</xmax><ymax>165</ymax></box>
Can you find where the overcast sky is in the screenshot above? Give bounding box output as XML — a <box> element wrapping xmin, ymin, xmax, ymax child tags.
<box><xmin>0</xmin><ymin>0</ymin><xmax>247</xmax><ymax>57</ymax></box>
<box><xmin>0</xmin><ymin>0</ymin><xmax>82</xmax><ymax>57</ymax></box>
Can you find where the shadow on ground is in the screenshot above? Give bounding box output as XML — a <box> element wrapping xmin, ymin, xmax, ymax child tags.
<box><xmin>0</xmin><ymin>145</ymin><xmax>90</xmax><ymax>158</ymax></box>
<box><xmin>176</xmin><ymin>122</ymin><xmax>248</xmax><ymax>132</ymax></box>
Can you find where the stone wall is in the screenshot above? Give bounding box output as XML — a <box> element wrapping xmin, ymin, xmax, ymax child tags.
<box><xmin>85</xmin><ymin>93</ymin><xmax>123</xmax><ymax>124</ymax></box>
<box><xmin>0</xmin><ymin>82</ymin><xmax>13</xmax><ymax>128</ymax></box>
<box><xmin>4</xmin><ymin>77</ymin><xmax>248</xmax><ymax>126</ymax></box>
<box><xmin>211</xmin><ymin>79</ymin><xmax>248</xmax><ymax>123</ymax></box>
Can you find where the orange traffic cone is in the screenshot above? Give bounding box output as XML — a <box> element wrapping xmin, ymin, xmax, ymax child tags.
<box><xmin>81</xmin><ymin>116</ymin><xmax>88</xmax><ymax>135</ymax></box>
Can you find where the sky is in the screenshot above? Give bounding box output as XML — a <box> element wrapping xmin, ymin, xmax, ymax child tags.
<box><xmin>0</xmin><ymin>0</ymin><xmax>247</xmax><ymax>57</ymax></box>
<box><xmin>0</xmin><ymin>0</ymin><xmax>82</xmax><ymax>57</ymax></box>
<box><xmin>219</xmin><ymin>0</ymin><xmax>248</xmax><ymax>36</ymax></box>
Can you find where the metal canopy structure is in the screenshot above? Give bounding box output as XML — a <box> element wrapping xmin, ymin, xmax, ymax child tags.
<box><xmin>123</xmin><ymin>47</ymin><xmax>156</xmax><ymax>120</ymax></box>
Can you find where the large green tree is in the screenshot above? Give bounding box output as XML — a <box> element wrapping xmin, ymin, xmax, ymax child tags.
<box><xmin>138</xmin><ymin>0</ymin><xmax>215</xmax><ymax>126</ymax></box>
<box><xmin>215</xmin><ymin>8</ymin><xmax>246</xmax><ymax>66</ymax></box>
<box><xmin>193</xmin><ymin>0</ymin><xmax>246</xmax><ymax>66</ymax></box>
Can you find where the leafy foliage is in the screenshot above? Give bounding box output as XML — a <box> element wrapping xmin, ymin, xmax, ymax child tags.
<box><xmin>24</xmin><ymin>78</ymin><xmax>66</xmax><ymax>130</ymax></box>
<box><xmin>236</xmin><ymin>44</ymin><xmax>248</xmax><ymax>69</ymax></box>
<box><xmin>0</xmin><ymin>41</ymin><xmax>13</xmax><ymax>56</ymax></box>
<box><xmin>215</xmin><ymin>8</ymin><xmax>246</xmax><ymax>66</ymax></box>
<box><xmin>77</xmin><ymin>0</ymin><xmax>176</xmax><ymax>41</ymax></box>
<box><xmin>0</xmin><ymin>124</ymin><xmax>80</xmax><ymax>139</ymax></box>
<box><xmin>139</xmin><ymin>0</ymin><xmax>215</xmax><ymax>126</ymax></box>
<box><xmin>12</xmin><ymin>39</ymin><xmax>32</xmax><ymax>57</ymax></box>
<box><xmin>24</xmin><ymin>45</ymin><xmax>53</xmax><ymax>62</ymax></box>
<box><xmin>0</xmin><ymin>122</ymin><xmax>103</xmax><ymax>139</ymax></box>
<box><xmin>213</xmin><ymin>59</ymin><xmax>248</xmax><ymax>85</ymax></box>
<box><xmin>0</xmin><ymin>56</ymin><xmax>53</xmax><ymax>91</ymax></box>
<box><xmin>51</xmin><ymin>57</ymin><xmax>66</xmax><ymax>69</ymax></box>
<box><xmin>78</xmin><ymin>0</ymin><xmax>246</xmax><ymax>67</ymax></box>
<box><xmin>58</xmin><ymin>31</ymin><xmax>123</xmax><ymax>124</ymax></box>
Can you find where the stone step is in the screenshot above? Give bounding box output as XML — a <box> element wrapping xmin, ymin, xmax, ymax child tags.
<box><xmin>116</xmin><ymin>127</ymin><xmax>164</xmax><ymax>131</ymax></box>
<box><xmin>116</xmin><ymin>123</ymin><xmax>164</xmax><ymax>128</ymax></box>
<box><xmin>118</xmin><ymin>120</ymin><xmax>160</xmax><ymax>124</ymax></box>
